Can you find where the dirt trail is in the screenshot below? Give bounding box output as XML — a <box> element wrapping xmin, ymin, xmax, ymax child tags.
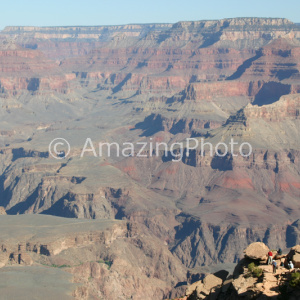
<box><xmin>259</xmin><ymin>264</ymin><xmax>289</xmax><ymax>298</ymax></box>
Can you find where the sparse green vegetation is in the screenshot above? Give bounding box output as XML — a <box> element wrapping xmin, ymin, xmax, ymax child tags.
<box><xmin>97</xmin><ymin>259</ymin><xmax>112</xmax><ymax>270</ymax></box>
<box><xmin>289</xmin><ymin>272</ymin><xmax>300</xmax><ymax>288</ymax></box>
<box><xmin>278</xmin><ymin>273</ymin><xmax>300</xmax><ymax>300</ymax></box>
<box><xmin>40</xmin><ymin>262</ymin><xmax>72</xmax><ymax>268</ymax></box>
<box><xmin>51</xmin><ymin>264</ymin><xmax>71</xmax><ymax>268</ymax></box>
<box><xmin>41</xmin><ymin>259</ymin><xmax>113</xmax><ymax>270</ymax></box>
<box><xmin>247</xmin><ymin>262</ymin><xmax>263</xmax><ymax>278</ymax></box>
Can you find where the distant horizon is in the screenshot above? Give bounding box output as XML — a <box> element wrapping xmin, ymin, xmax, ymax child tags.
<box><xmin>1</xmin><ymin>16</ymin><xmax>300</xmax><ymax>31</ymax></box>
<box><xmin>0</xmin><ymin>0</ymin><xmax>299</xmax><ymax>30</ymax></box>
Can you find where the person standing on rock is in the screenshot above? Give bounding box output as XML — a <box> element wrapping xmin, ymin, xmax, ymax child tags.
<box><xmin>272</xmin><ymin>260</ymin><xmax>277</xmax><ymax>274</ymax></box>
<box><xmin>267</xmin><ymin>250</ymin><xmax>273</xmax><ymax>265</ymax></box>
<box><xmin>288</xmin><ymin>261</ymin><xmax>294</xmax><ymax>271</ymax></box>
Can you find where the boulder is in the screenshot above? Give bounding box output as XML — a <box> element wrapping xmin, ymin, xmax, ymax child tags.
<box><xmin>186</xmin><ymin>274</ymin><xmax>223</xmax><ymax>299</ymax></box>
<box><xmin>213</xmin><ymin>270</ymin><xmax>229</xmax><ymax>282</ymax></box>
<box><xmin>274</xmin><ymin>254</ymin><xmax>286</xmax><ymax>260</ymax></box>
<box><xmin>203</xmin><ymin>274</ymin><xmax>223</xmax><ymax>291</ymax></box>
<box><xmin>232</xmin><ymin>274</ymin><xmax>258</xmax><ymax>297</ymax></box>
<box><xmin>288</xmin><ymin>245</ymin><xmax>300</xmax><ymax>268</ymax></box>
<box><xmin>0</xmin><ymin>207</ymin><xmax>6</xmax><ymax>215</ymax></box>
<box><xmin>244</xmin><ymin>242</ymin><xmax>269</xmax><ymax>261</ymax></box>
<box><xmin>186</xmin><ymin>281</ymin><xmax>201</xmax><ymax>298</ymax></box>
<box><xmin>293</xmin><ymin>254</ymin><xmax>300</xmax><ymax>268</ymax></box>
<box><xmin>291</xmin><ymin>245</ymin><xmax>300</xmax><ymax>254</ymax></box>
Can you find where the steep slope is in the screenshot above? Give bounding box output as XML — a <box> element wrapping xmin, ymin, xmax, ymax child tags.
<box><xmin>0</xmin><ymin>39</ymin><xmax>75</xmax><ymax>94</ymax></box>
<box><xmin>180</xmin><ymin>242</ymin><xmax>300</xmax><ymax>300</ymax></box>
<box><xmin>115</xmin><ymin>93</ymin><xmax>300</xmax><ymax>267</ymax></box>
<box><xmin>0</xmin><ymin>18</ymin><xmax>299</xmax><ymax>294</ymax></box>
<box><xmin>0</xmin><ymin>215</ymin><xmax>186</xmax><ymax>299</ymax></box>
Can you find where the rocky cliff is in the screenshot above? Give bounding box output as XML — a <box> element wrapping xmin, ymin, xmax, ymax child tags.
<box><xmin>172</xmin><ymin>242</ymin><xmax>300</xmax><ymax>300</ymax></box>
<box><xmin>0</xmin><ymin>215</ymin><xmax>186</xmax><ymax>299</ymax></box>
<box><xmin>0</xmin><ymin>17</ymin><xmax>299</xmax><ymax>299</ymax></box>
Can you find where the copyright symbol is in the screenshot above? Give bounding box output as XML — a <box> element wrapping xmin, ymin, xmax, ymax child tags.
<box><xmin>49</xmin><ymin>138</ymin><xmax>70</xmax><ymax>159</ymax></box>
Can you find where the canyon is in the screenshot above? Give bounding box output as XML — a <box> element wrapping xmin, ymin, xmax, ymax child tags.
<box><xmin>0</xmin><ymin>17</ymin><xmax>299</xmax><ymax>299</ymax></box>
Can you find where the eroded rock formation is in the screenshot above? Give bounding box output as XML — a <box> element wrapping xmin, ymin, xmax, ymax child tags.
<box><xmin>0</xmin><ymin>17</ymin><xmax>299</xmax><ymax>299</ymax></box>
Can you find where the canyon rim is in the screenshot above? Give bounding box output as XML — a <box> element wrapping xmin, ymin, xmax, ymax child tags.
<box><xmin>0</xmin><ymin>7</ymin><xmax>299</xmax><ymax>300</ymax></box>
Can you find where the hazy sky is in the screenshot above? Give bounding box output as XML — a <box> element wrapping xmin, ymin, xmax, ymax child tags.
<box><xmin>1</xmin><ymin>0</ymin><xmax>299</xmax><ymax>29</ymax></box>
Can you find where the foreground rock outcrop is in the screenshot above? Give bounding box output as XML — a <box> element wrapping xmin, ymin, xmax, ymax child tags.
<box><xmin>244</xmin><ymin>242</ymin><xmax>269</xmax><ymax>262</ymax></box>
<box><xmin>181</xmin><ymin>242</ymin><xmax>300</xmax><ymax>300</ymax></box>
<box><xmin>288</xmin><ymin>245</ymin><xmax>300</xmax><ymax>268</ymax></box>
<box><xmin>186</xmin><ymin>274</ymin><xmax>224</xmax><ymax>299</ymax></box>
